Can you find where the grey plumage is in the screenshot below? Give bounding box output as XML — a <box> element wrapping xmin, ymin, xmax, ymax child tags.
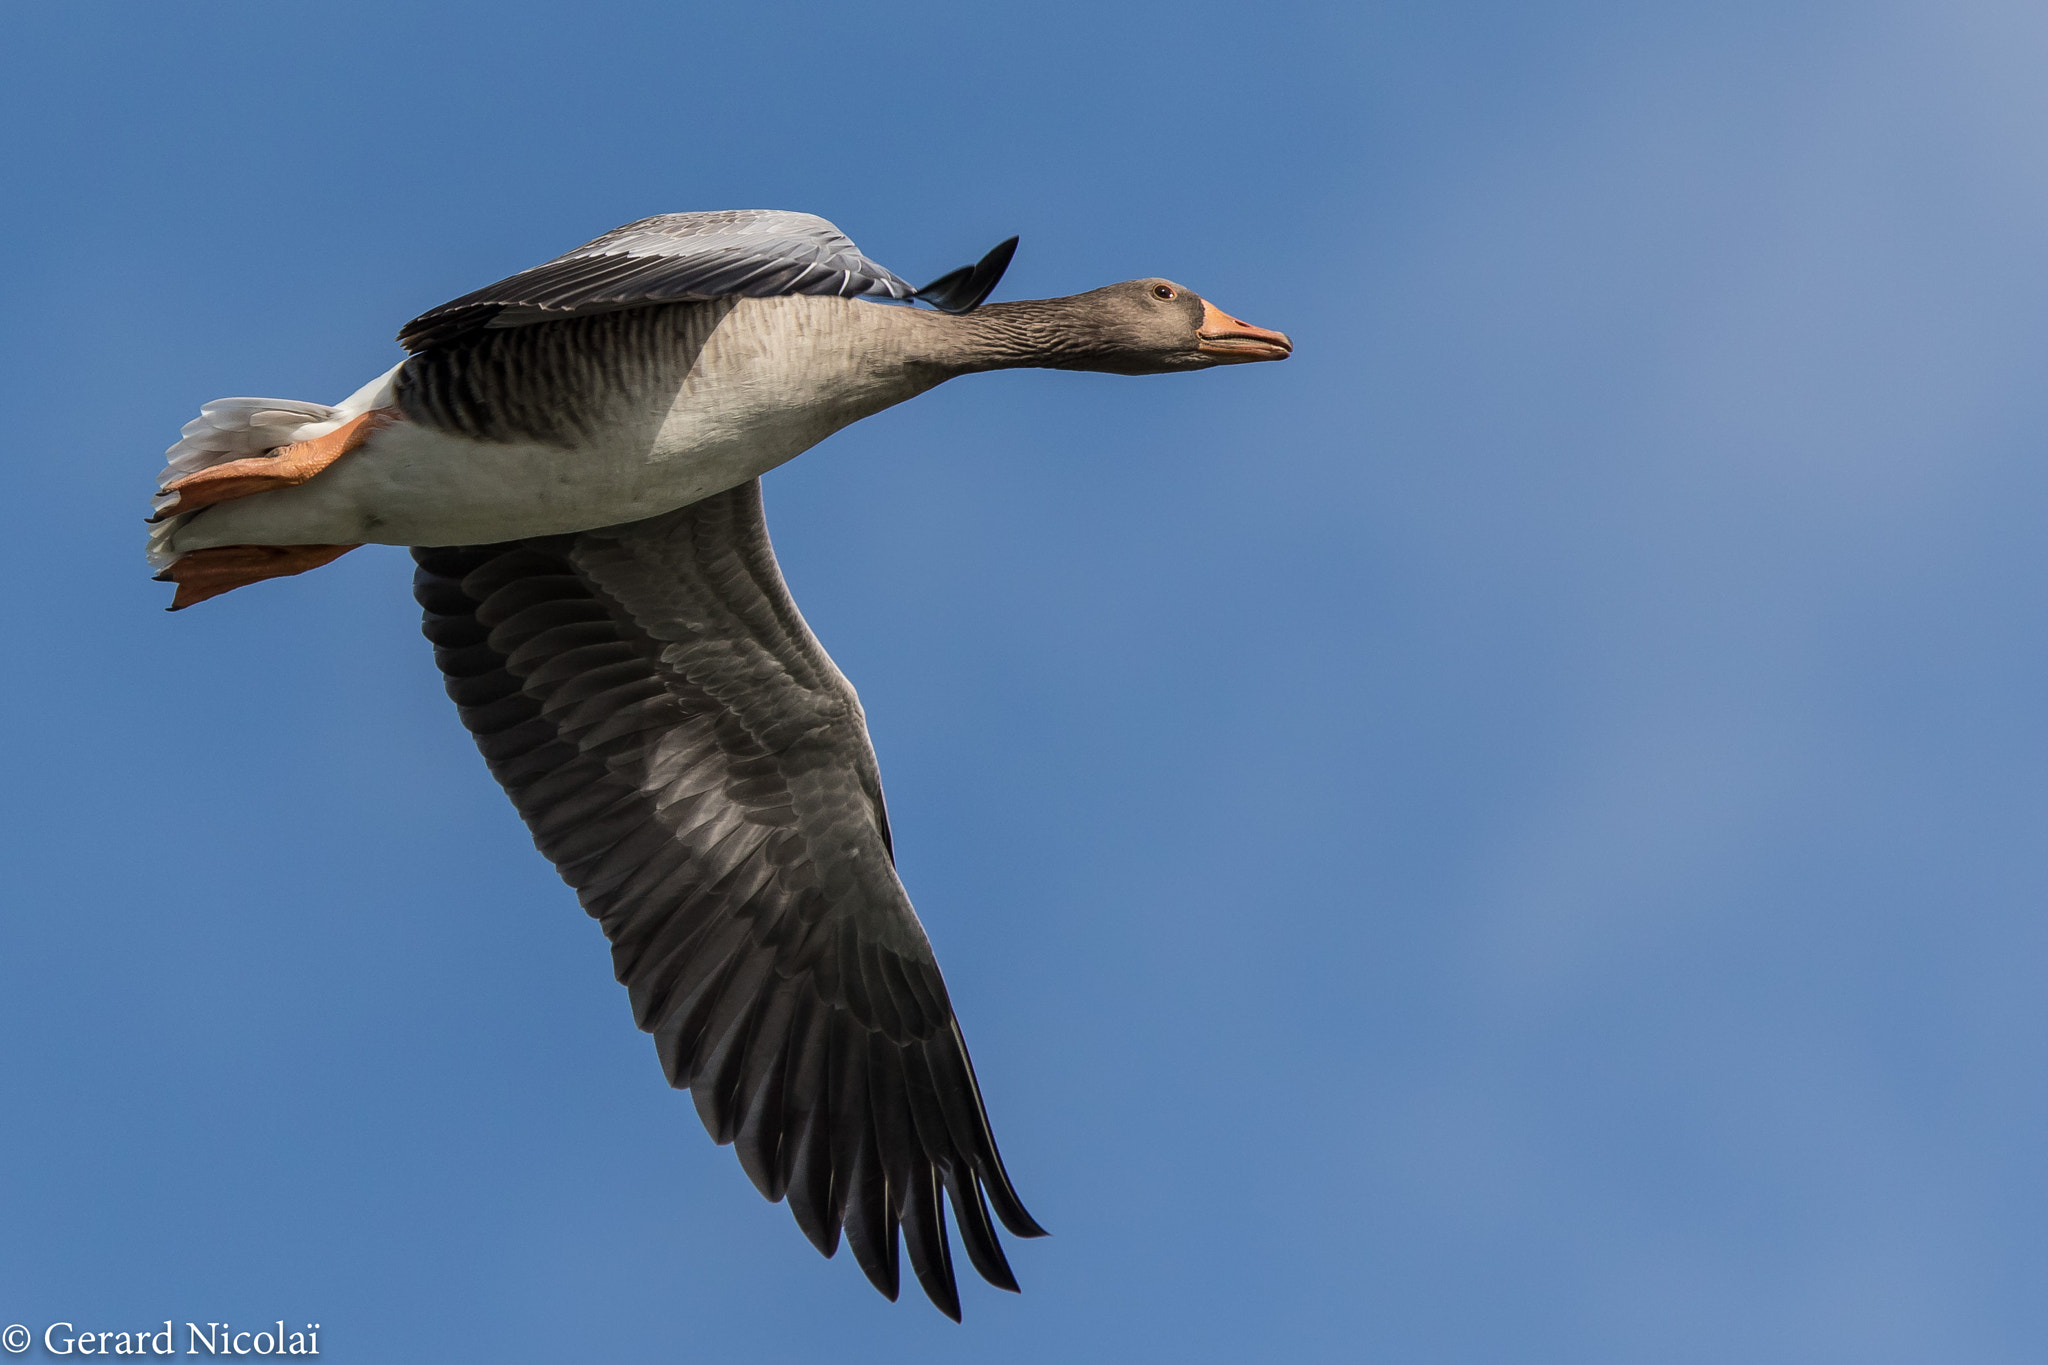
<box><xmin>411</xmin><ymin>481</ymin><xmax>1045</xmax><ymax>1320</ymax></box>
<box><xmin>398</xmin><ymin>210</ymin><xmax>1001</xmax><ymax>352</ymax></box>
<box><xmin>395</xmin><ymin>300</ymin><xmax>735</xmax><ymax>447</ymax></box>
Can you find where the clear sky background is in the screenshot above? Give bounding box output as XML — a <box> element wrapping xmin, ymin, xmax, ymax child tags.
<box><xmin>1</xmin><ymin>2</ymin><xmax>2044</xmax><ymax>1360</ymax></box>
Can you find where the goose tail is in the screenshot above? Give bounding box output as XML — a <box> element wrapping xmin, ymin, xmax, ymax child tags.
<box><xmin>146</xmin><ymin>364</ymin><xmax>402</xmax><ymax>571</ymax></box>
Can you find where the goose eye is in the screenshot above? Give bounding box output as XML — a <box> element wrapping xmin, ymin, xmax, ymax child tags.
<box><xmin>1152</xmin><ymin>284</ymin><xmax>1176</xmax><ymax>301</ymax></box>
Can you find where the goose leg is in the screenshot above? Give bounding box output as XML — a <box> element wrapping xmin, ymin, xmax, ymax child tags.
<box><xmin>157</xmin><ymin>543</ymin><xmax>360</xmax><ymax>611</ymax></box>
<box><xmin>156</xmin><ymin>407</ymin><xmax>398</xmax><ymax>518</ymax></box>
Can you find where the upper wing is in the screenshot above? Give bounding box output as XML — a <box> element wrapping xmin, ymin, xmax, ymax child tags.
<box><xmin>398</xmin><ymin>210</ymin><xmax>919</xmax><ymax>351</ymax></box>
<box><xmin>411</xmin><ymin>480</ymin><xmax>1045</xmax><ymax>1318</ymax></box>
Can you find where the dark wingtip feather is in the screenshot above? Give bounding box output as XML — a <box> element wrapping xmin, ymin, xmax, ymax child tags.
<box><xmin>733</xmin><ymin>986</ymin><xmax>801</xmax><ymax>1200</ymax></box>
<box><xmin>928</xmin><ymin>1026</ymin><xmax>1049</xmax><ymax>1239</ymax></box>
<box><xmin>786</xmin><ymin>1138</ymin><xmax>841</xmax><ymax>1259</ymax></box>
<box><xmin>845</xmin><ymin>1152</ymin><xmax>901</xmax><ymax>1301</ymax></box>
<box><xmin>943</xmin><ymin>1167</ymin><xmax>1019</xmax><ymax>1293</ymax></box>
<box><xmin>782</xmin><ymin>1004</ymin><xmax>838</xmax><ymax>1255</ymax></box>
<box><xmin>901</xmin><ymin>1159</ymin><xmax>962</xmax><ymax>1321</ymax></box>
<box><xmin>983</xmin><ymin>1183</ymin><xmax>1049</xmax><ymax>1240</ymax></box>
<box><xmin>836</xmin><ymin>1028</ymin><xmax>899</xmax><ymax>1297</ymax></box>
<box><xmin>914</xmin><ymin>236</ymin><xmax>1018</xmax><ymax>314</ymax></box>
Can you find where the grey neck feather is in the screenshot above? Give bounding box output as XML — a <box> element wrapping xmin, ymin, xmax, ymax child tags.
<box><xmin>900</xmin><ymin>297</ymin><xmax>1126</xmax><ymax>376</ymax></box>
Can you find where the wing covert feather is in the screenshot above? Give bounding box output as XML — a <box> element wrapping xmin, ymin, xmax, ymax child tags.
<box><xmin>399</xmin><ymin>210</ymin><xmax>919</xmax><ymax>351</ymax></box>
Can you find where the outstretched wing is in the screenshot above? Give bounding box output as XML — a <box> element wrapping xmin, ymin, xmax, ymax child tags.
<box><xmin>411</xmin><ymin>481</ymin><xmax>1045</xmax><ymax>1319</ymax></box>
<box><xmin>399</xmin><ymin>210</ymin><xmax>920</xmax><ymax>351</ymax></box>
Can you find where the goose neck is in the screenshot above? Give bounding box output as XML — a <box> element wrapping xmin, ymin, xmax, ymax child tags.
<box><xmin>930</xmin><ymin>297</ymin><xmax>1114</xmax><ymax>374</ymax></box>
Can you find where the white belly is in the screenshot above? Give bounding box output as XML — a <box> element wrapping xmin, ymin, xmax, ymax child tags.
<box><xmin>170</xmin><ymin>296</ymin><xmax>939</xmax><ymax>552</ymax></box>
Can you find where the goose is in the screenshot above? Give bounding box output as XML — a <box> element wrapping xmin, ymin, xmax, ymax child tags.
<box><xmin>146</xmin><ymin>210</ymin><xmax>1291</xmax><ymax>1318</ymax></box>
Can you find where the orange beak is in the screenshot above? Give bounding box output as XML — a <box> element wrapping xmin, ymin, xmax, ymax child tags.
<box><xmin>1197</xmin><ymin>299</ymin><xmax>1293</xmax><ymax>362</ymax></box>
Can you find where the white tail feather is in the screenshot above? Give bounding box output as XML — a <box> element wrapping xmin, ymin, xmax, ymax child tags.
<box><xmin>147</xmin><ymin>363</ymin><xmax>403</xmax><ymax>570</ymax></box>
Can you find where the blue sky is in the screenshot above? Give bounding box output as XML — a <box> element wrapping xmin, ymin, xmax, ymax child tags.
<box><xmin>2</xmin><ymin>1</ymin><xmax>2045</xmax><ymax>1360</ymax></box>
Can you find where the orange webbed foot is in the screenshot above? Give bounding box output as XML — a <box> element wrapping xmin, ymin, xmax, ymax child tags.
<box><xmin>158</xmin><ymin>544</ymin><xmax>361</xmax><ymax>610</ymax></box>
<box><xmin>157</xmin><ymin>407</ymin><xmax>398</xmax><ymax>519</ymax></box>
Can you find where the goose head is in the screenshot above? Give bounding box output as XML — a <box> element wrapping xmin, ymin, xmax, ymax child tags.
<box><xmin>1089</xmin><ymin>278</ymin><xmax>1294</xmax><ymax>373</ymax></box>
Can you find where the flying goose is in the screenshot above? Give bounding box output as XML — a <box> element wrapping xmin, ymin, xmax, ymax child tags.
<box><xmin>146</xmin><ymin>210</ymin><xmax>1291</xmax><ymax>1318</ymax></box>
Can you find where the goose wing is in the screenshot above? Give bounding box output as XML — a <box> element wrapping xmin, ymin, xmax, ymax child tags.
<box><xmin>411</xmin><ymin>480</ymin><xmax>1044</xmax><ymax>1319</ymax></box>
<box><xmin>399</xmin><ymin>210</ymin><xmax>920</xmax><ymax>351</ymax></box>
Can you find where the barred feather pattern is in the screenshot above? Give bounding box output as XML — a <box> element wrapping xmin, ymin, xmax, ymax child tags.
<box><xmin>394</xmin><ymin>300</ymin><xmax>733</xmax><ymax>448</ymax></box>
